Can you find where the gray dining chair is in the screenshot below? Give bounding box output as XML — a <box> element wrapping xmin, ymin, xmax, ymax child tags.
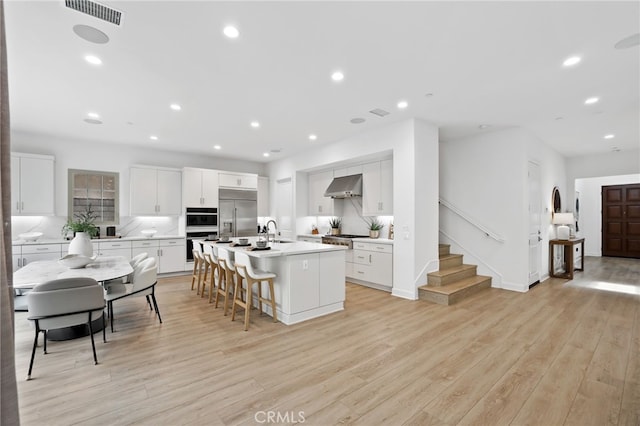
<box><xmin>26</xmin><ymin>277</ymin><xmax>106</xmax><ymax>380</ymax></box>
<box><xmin>104</xmin><ymin>257</ymin><xmax>162</xmax><ymax>332</ymax></box>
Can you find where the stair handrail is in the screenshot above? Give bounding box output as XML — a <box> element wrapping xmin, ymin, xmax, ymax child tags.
<box><xmin>439</xmin><ymin>198</ymin><xmax>505</xmax><ymax>243</ymax></box>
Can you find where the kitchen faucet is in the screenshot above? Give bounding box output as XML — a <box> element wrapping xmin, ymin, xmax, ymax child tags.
<box><xmin>265</xmin><ymin>219</ymin><xmax>279</xmax><ymax>242</ymax></box>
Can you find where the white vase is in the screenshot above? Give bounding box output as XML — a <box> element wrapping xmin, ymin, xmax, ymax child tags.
<box><xmin>68</xmin><ymin>232</ymin><xmax>93</xmax><ymax>257</ymax></box>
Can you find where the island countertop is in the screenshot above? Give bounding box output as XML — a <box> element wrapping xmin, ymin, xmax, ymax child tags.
<box><xmin>197</xmin><ymin>238</ymin><xmax>346</xmax><ymax>258</ymax></box>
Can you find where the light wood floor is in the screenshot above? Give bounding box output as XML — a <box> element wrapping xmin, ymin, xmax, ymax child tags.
<box><xmin>13</xmin><ymin>256</ymin><xmax>640</xmax><ymax>425</ymax></box>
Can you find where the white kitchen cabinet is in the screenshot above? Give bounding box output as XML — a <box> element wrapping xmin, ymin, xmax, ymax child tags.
<box><xmin>308</xmin><ymin>170</ymin><xmax>341</xmax><ymax>216</ymax></box>
<box><xmin>362</xmin><ymin>159</ymin><xmax>393</xmax><ymax>216</ymax></box>
<box><xmin>350</xmin><ymin>241</ymin><xmax>393</xmax><ymax>288</ymax></box>
<box><xmin>297</xmin><ymin>236</ymin><xmax>322</xmax><ymax>244</ymax></box>
<box><xmin>258</xmin><ymin>176</ymin><xmax>270</xmax><ymax>216</ymax></box>
<box><xmin>132</xmin><ymin>238</ymin><xmax>185</xmax><ymax>273</ymax></box>
<box><xmin>130</xmin><ymin>166</ymin><xmax>182</xmax><ymax>216</ymax></box>
<box><xmin>219</xmin><ymin>172</ymin><xmax>258</xmax><ymax>190</ymax></box>
<box><xmin>333</xmin><ymin>165</ymin><xmax>363</xmax><ymax>178</ymax></box>
<box><xmin>15</xmin><ymin>244</ymin><xmax>63</xmax><ymax>270</ymax></box>
<box><xmin>11</xmin><ymin>153</ymin><xmax>55</xmax><ymax>216</ymax></box>
<box><xmin>95</xmin><ymin>240</ymin><xmax>132</xmax><ymax>259</ymax></box>
<box><xmin>183</xmin><ymin>168</ymin><xmax>219</xmax><ymax>208</ymax></box>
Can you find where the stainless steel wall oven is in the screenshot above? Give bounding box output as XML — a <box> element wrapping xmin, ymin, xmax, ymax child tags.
<box><xmin>185</xmin><ymin>207</ymin><xmax>217</xmax><ymax>262</ymax></box>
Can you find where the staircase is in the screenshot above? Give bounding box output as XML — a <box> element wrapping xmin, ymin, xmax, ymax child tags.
<box><xmin>418</xmin><ymin>244</ymin><xmax>491</xmax><ymax>305</ymax></box>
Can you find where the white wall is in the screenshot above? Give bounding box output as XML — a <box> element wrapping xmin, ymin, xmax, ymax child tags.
<box><xmin>440</xmin><ymin>127</ymin><xmax>566</xmax><ymax>292</ymax></box>
<box><xmin>575</xmin><ymin>174</ymin><xmax>640</xmax><ymax>256</ymax></box>
<box><xmin>526</xmin><ymin>132</ymin><xmax>568</xmax><ymax>281</ymax></box>
<box><xmin>266</xmin><ymin>118</ymin><xmax>439</xmax><ymax>300</ymax></box>
<box><xmin>567</xmin><ymin>149</ymin><xmax>640</xmax><ymax>199</ymax></box>
<box><xmin>11</xmin><ymin>130</ymin><xmax>265</xmax><ymax>218</ymax></box>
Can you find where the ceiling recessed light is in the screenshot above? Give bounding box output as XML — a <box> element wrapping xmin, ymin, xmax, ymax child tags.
<box><xmin>84</xmin><ymin>55</ymin><xmax>102</xmax><ymax>65</ymax></box>
<box><xmin>250</xmin><ymin>121</ymin><xmax>260</xmax><ymax>128</ymax></box>
<box><xmin>309</xmin><ymin>134</ymin><xmax>317</xmax><ymax>141</ymax></box>
<box><xmin>170</xmin><ymin>103</ymin><xmax>181</xmax><ymax>111</ymax></box>
<box><xmin>87</xmin><ymin>112</ymin><xmax>100</xmax><ymax>119</ymax></box>
<box><xmin>263</xmin><ymin>152</ymin><xmax>270</xmax><ymax>157</ymax></box>
<box><xmin>223</xmin><ymin>25</ymin><xmax>239</xmax><ymax>39</ymax></box>
<box><xmin>397</xmin><ymin>100</ymin><xmax>408</xmax><ymax>109</ymax></box>
<box><xmin>213</xmin><ymin>145</ymin><xmax>221</xmax><ymax>150</ymax></box>
<box><xmin>562</xmin><ymin>56</ymin><xmax>581</xmax><ymax>67</ymax></box>
<box><xmin>424</xmin><ymin>93</ymin><xmax>434</xmax><ymax>98</ymax></box>
<box><xmin>555</xmin><ymin>116</ymin><xmax>564</xmax><ymax>120</ymax></box>
<box><xmin>331</xmin><ymin>71</ymin><xmax>344</xmax><ymax>82</ymax></box>
<box><xmin>83</xmin><ymin>118</ymin><xmax>102</xmax><ymax>125</ymax></box>
<box><xmin>614</xmin><ymin>33</ymin><xmax>640</xmax><ymax>49</ymax></box>
<box><xmin>611</xmin><ymin>147</ymin><xmax>621</xmax><ymax>152</ymax></box>
<box><xmin>73</xmin><ymin>24</ymin><xmax>109</xmax><ymax>44</ymax></box>
<box><xmin>350</xmin><ymin>118</ymin><xmax>365</xmax><ymax>124</ymax></box>
<box><xmin>270</xmin><ymin>149</ymin><xmax>281</xmax><ymax>153</ymax></box>
<box><xmin>478</xmin><ymin>124</ymin><xmax>491</xmax><ymax>129</ymax></box>
<box><xmin>584</xmin><ymin>97</ymin><xmax>599</xmax><ymax>105</ymax></box>
<box><xmin>149</xmin><ymin>135</ymin><xmax>158</xmax><ymax>141</ymax></box>
<box><xmin>604</xmin><ymin>134</ymin><xmax>615</xmax><ymax>139</ymax></box>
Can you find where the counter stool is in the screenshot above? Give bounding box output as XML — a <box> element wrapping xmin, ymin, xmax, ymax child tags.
<box><xmin>190</xmin><ymin>244</ymin><xmax>206</xmax><ymax>295</ymax></box>
<box><xmin>231</xmin><ymin>251</ymin><xmax>278</xmax><ymax>331</ymax></box>
<box><xmin>202</xmin><ymin>244</ymin><xmax>219</xmax><ymax>302</ymax></box>
<box><xmin>215</xmin><ymin>247</ymin><xmax>236</xmax><ymax>316</ymax></box>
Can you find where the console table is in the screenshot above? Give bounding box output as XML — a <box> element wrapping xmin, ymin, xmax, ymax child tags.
<box><xmin>549</xmin><ymin>238</ymin><xmax>585</xmax><ymax>280</ymax></box>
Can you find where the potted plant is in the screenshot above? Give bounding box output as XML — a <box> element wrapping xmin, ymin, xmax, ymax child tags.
<box><xmin>329</xmin><ymin>217</ymin><xmax>342</xmax><ymax>235</ymax></box>
<box><xmin>62</xmin><ymin>206</ymin><xmax>99</xmax><ymax>238</ymax></box>
<box><xmin>367</xmin><ymin>217</ymin><xmax>384</xmax><ymax>239</ymax></box>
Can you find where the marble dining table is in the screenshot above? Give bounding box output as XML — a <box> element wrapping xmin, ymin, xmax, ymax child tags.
<box><xmin>13</xmin><ymin>255</ymin><xmax>133</xmax><ymax>289</ymax></box>
<box><xmin>13</xmin><ymin>256</ymin><xmax>133</xmax><ymax>340</ymax></box>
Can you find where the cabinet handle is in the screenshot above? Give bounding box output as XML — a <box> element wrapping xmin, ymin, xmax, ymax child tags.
<box><xmin>369</xmin><ymin>254</ymin><xmax>372</xmax><ymax>263</ymax></box>
<box><xmin>17</xmin><ymin>258</ymin><xmax>21</xmax><ymax>267</ymax></box>
<box><xmin>378</xmin><ymin>202</ymin><xmax>382</xmax><ymax>210</ymax></box>
<box><xmin>21</xmin><ymin>202</ymin><xmax>25</xmax><ymax>211</ymax></box>
<box><xmin>36</xmin><ymin>248</ymin><xmax>49</xmax><ymax>251</ymax></box>
<box><xmin>357</xmin><ymin>271</ymin><xmax>364</xmax><ymax>274</ymax></box>
<box><xmin>237</xmin><ymin>178</ymin><xmax>242</xmax><ymax>186</ymax></box>
<box><xmin>16</xmin><ymin>202</ymin><xmax>20</xmax><ymax>211</ymax></box>
<box><xmin>112</xmin><ymin>244</ymin><xmax>121</xmax><ymax>247</ymax></box>
<box><xmin>318</xmin><ymin>205</ymin><xmax>322</xmax><ymax>213</ymax></box>
<box><xmin>376</xmin><ymin>246</ymin><xmax>385</xmax><ymax>250</ymax></box>
<box><xmin>23</xmin><ymin>258</ymin><xmax>27</xmax><ymax>266</ymax></box>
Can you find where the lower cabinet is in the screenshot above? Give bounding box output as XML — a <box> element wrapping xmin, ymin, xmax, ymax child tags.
<box><xmin>347</xmin><ymin>241</ymin><xmax>393</xmax><ymax>289</ymax></box>
<box><xmin>95</xmin><ymin>240</ymin><xmax>132</xmax><ymax>259</ymax></box>
<box><xmin>14</xmin><ymin>244</ymin><xmax>63</xmax><ymax>271</ymax></box>
<box><xmin>132</xmin><ymin>238</ymin><xmax>185</xmax><ymax>273</ymax></box>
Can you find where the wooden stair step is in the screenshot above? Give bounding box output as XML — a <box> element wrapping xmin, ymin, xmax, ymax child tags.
<box><xmin>427</xmin><ymin>264</ymin><xmax>477</xmax><ymax>286</ymax></box>
<box><xmin>418</xmin><ymin>275</ymin><xmax>492</xmax><ymax>306</ymax></box>
<box><xmin>438</xmin><ymin>253</ymin><xmax>463</xmax><ymax>269</ymax></box>
<box><xmin>438</xmin><ymin>244</ymin><xmax>450</xmax><ymax>257</ymax></box>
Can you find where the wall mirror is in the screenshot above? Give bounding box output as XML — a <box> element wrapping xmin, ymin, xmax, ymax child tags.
<box><xmin>552</xmin><ymin>186</ymin><xmax>561</xmax><ymax>213</ymax></box>
<box><xmin>68</xmin><ymin>169</ymin><xmax>119</xmax><ymax>225</ymax></box>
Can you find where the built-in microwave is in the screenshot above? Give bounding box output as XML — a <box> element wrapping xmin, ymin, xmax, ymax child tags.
<box><xmin>186</xmin><ymin>207</ymin><xmax>217</xmax><ymax>228</ymax></box>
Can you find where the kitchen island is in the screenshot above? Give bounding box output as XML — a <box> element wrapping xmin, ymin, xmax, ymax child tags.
<box><xmin>200</xmin><ymin>239</ymin><xmax>346</xmax><ymax>325</ymax></box>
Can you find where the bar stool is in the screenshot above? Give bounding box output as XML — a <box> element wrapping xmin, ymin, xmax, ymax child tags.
<box><xmin>232</xmin><ymin>251</ymin><xmax>278</xmax><ymax>331</ymax></box>
<box><xmin>215</xmin><ymin>247</ymin><xmax>236</xmax><ymax>316</ymax></box>
<box><xmin>190</xmin><ymin>242</ymin><xmax>207</xmax><ymax>295</ymax></box>
<box><xmin>201</xmin><ymin>243</ymin><xmax>219</xmax><ymax>302</ymax></box>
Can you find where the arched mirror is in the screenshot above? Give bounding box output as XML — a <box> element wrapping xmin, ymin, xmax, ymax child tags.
<box><xmin>552</xmin><ymin>187</ymin><xmax>561</xmax><ymax>213</ymax></box>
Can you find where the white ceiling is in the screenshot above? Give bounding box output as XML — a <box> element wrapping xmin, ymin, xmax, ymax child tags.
<box><xmin>5</xmin><ymin>1</ymin><xmax>639</xmax><ymax>163</ymax></box>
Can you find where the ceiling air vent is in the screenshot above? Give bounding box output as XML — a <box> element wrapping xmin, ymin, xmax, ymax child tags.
<box><xmin>369</xmin><ymin>108</ymin><xmax>390</xmax><ymax>117</ymax></box>
<box><xmin>65</xmin><ymin>0</ymin><xmax>123</xmax><ymax>26</ymax></box>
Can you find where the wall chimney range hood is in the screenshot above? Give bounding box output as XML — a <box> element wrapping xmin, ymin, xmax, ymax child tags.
<box><xmin>324</xmin><ymin>174</ymin><xmax>362</xmax><ymax>198</ymax></box>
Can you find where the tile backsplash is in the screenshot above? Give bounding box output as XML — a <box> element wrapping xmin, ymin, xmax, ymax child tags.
<box><xmin>11</xmin><ymin>215</ymin><xmax>180</xmax><ymax>241</ymax></box>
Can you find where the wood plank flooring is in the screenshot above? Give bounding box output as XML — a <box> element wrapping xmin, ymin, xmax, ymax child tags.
<box><xmin>13</xmin><ymin>256</ymin><xmax>640</xmax><ymax>425</ymax></box>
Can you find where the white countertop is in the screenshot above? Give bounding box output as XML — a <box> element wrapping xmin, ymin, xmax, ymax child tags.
<box><xmin>199</xmin><ymin>238</ymin><xmax>347</xmax><ymax>258</ymax></box>
<box><xmin>12</xmin><ymin>235</ymin><xmax>185</xmax><ymax>245</ymax></box>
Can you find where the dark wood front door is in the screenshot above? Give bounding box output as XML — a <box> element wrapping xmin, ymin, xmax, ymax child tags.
<box><xmin>602</xmin><ymin>183</ymin><xmax>640</xmax><ymax>258</ymax></box>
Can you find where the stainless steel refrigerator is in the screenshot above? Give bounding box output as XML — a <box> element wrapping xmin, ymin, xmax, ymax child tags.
<box><xmin>219</xmin><ymin>188</ymin><xmax>257</xmax><ymax>238</ymax></box>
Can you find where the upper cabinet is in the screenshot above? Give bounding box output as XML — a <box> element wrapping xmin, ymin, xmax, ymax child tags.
<box><xmin>362</xmin><ymin>159</ymin><xmax>393</xmax><ymax>216</ymax></box>
<box><xmin>219</xmin><ymin>172</ymin><xmax>258</xmax><ymax>190</ymax></box>
<box><xmin>130</xmin><ymin>166</ymin><xmax>182</xmax><ymax>216</ymax></box>
<box><xmin>11</xmin><ymin>153</ymin><xmax>55</xmax><ymax>216</ymax></box>
<box><xmin>258</xmin><ymin>176</ymin><xmax>270</xmax><ymax>217</ymax></box>
<box><xmin>308</xmin><ymin>170</ymin><xmax>341</xmax><ymax>216</ymax></box>
<box><xmin>183</xmin><ymin>168</ymin><xmax>219</xmax><ymax>208</ymax></box>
